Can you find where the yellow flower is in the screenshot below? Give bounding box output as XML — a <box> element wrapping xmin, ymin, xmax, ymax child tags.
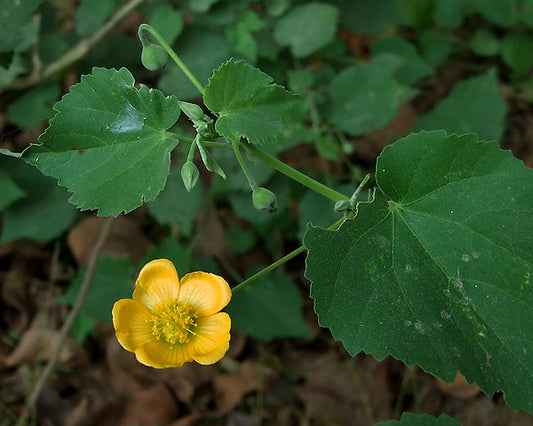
<box><xmin>112</xmin><ymin>259</ymin><xmax>232</xmax><ymax>368</ymax></box>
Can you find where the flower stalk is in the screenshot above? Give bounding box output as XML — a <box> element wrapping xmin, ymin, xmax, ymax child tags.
<box><xmin>138</xmin><ymin>24</ymin><xmax>205</xmax><ymax>96</ymax></box>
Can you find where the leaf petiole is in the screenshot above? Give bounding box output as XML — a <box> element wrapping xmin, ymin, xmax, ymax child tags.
<box><xmin>244</xmin><ymin>142</ymin><xmax>349</xmax><ymax>203</ymax></box>
<box><xmin>186</xmin><ymin>135</ymin><xmax>198</xmax><ymax>162</ymax></box>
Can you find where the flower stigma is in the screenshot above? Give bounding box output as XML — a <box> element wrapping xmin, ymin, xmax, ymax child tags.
<box><xmin>149</xmin><ymin>300</ymin><xmax>198</xmax><ymax>346</ymax></box>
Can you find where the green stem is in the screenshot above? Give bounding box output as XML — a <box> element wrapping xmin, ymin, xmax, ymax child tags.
<box><xmin>232</xmin><ymin>246</ymin><xmax>306</xmax><ymax>293</ymax></box>
<box><xmin>245</xmin><ymin>143</ymin><xmax>349</xmax><ymax>203</ymax></box>
<box><xmin>232</xmin><ymin>216</ymin><xmax>346</xmax><ymax>293</ymax></box>
<box><xmin>138</xmin><ymin>24</ymin><xmax>205</xmax><ymax>96</ymax></box>
<box><xmin>186</xmin><ymin>135</ymin><xmax>198</xmax><ymax>162</ymax></box>
<box><xmin>350</xmin><ymin>173</ymin><xmax>371</xmax><ymax>204</ymax></box>
<box><xmin>202</xmin><ymin>140</ymin><xmax>232</xmax><ymax>150</ymax></box>
<box><xmin>231</xmin><ymin>139</ymin><xmax>258</xmax><ymax>191</ymax></box>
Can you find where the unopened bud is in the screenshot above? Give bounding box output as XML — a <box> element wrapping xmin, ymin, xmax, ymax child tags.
<box><xmin>252</xmin><ymin>187</ymin><xmax>277</xmax><ymax>213</ymax></box>
<box><xmin>179</xmin><ymin>101</ymin><xmax>205</xmax><ymax>121</ymax></box>
<box><xmin>181</xmin><ymin>161</ymin><xmax>200</xmax><ymax>191</ymax></box>
<box><xmin>334</xmin><ymin>200</ymin><xmax>352</xmax><ymax>212</ymax></box>
<box><xmin>141</xmin><ymin>43</ymin><xmax>168</xmax><ymax>71</ymax></box>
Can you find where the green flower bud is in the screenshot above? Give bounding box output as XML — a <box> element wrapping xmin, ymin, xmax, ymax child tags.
<box><xmin>334</xmin><ymin>200</ymin><xmax>353</xmax><ymax>212</ymax></box>
<box><xmin>179</xmin><ymin>101</ymin><xmax>205</xmax><ymax>121</ymax></box>
<box><xmin>141</xmin><ymin>43</ymin><xmax>168</xmax><ymax>71</ymax></box>
<box><xmin>181</xmin><ymin>161</ymin><xmax>200</xmax><ymax>192</ymax></box>
<box><xmin>252</xmin><ymin>187</ymin><xmax>277</xmax><ymax>213</ymax></box>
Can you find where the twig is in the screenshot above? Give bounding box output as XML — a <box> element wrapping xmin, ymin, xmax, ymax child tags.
<box><xmin>7</xmin><ymin>0</ymin><xmax>145</xmax><ymax>91</ymax></box>
<box><xmin>16</xmin><ymin>217</ymin><xmax>114</xmax><ymax>426</ymax></box>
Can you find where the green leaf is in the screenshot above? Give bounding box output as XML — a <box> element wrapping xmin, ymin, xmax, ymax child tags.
<box><xmin>147</xmin><ymin>167</ymin><xmax>204</xmax><ymax>237</ymax></box>
<box><xmin>7</xmin><ymin>81</ymin><xmax>60</xmax><ymax>128</ymax></box>
<box><xmin>418</xmin><ymin>30</ymin><xmax>452</xmax><ymax>68</ymax></box>
<box><xmin>60</xmin><ymin>256</ymin><xmax>135</xmax><ymax>326</ymax></box>
<box><xmin>327</xmin><ymin>0</ymin><xmax>401</xmax><ymax>35</ymax></box>
<box><xmin>69</xmin><ymin>312</ymin><xmax>96</xmax><ymax>342</ymax></box>
<box><xmin>376</xmin><ymin>413</ymin><xmax>460</xmax><ymax>426</ymax></box>
<box><xmin>501</xmin><ymin>31</ymin><xmax>533</xmax><ymax>77</ymax></box>
<box><xmin>0</xmin><ymin>54</ymin><xmax>25</xmax><ymax>89</ymax></box>
<box><xmin>0</xmin><ymin>0</ymin><xmax>41</xmax><ymax>52</ymax></box>
<box><xmin>0</xmin><ymin>168</ymin><xmax>25</xmax><ymax>211</ymax></box>
<box><xmin>396</xmin><ymin>0</ymin><xmax>434</xmax><ymax>27</ymax></box>
<box><xmin>273</xmin><ymin>2</ymin><xmax>339</xmax><ymax>58</ymax></box>
<box><xmin>188</xmin><ymin>0</ymin><xmax>219</xmax><ymax>13</ymax></box>
<box><xmin>415</xmin><ymin>70</ymin><xmax>507</xmax><ymax>141</ymax></box>
<box><xmin>0</xmin><ymin>156</ymin><xmax>78</xmax><ymax>243</ymax></box>
<box><xmin>433</xmin><ymin>0</ymin><xmax>467</xmax><ymax>29</ymax></box>
<box><xmin>304</xmin><ymin>131</ymin><xmax>533</xmax><ymax>413</ymax></box>
<box><xmin>22</xmin><ymin>67</ymin><xmax>180</xmax><ymax>217</ymax></box>
<box><xmin>228</xmin><ymin>271</ymin><xmax>311</xmax><ymax>341</ymax></box>
<box><xmin>225</xmin><ymin>225</ymin><xmax>257</xmax><ymax>254</ymax></box>
<box><xmin>328</xmin><ymin>63</ymin><xmax>415</xmax><ymax>136</ymax></box>
<box><xmin>204</xmin><ymin>59</ymin><xmax>298</xmax><ymax>145</ymax></box>
<box><xmin>226</xmin><ymin>10</ymin><xmax>264</xmax><ymax>63</ymax></box>
<box><xmin>473</xmin><ymin>0</ymin><xmax>518</xmax><ymax>27</ymax></box>
<box><xmin>469</xmin><ymin>29</ymin><xmax>500</xmax><ymax>57</ymax></box>
<box><xmin>75</xmin><ymin>0</ymin><xmax>115</xmax><ymax>36</ymax></box>
<box><xmin>371</xmin><ymin>36</ymin><xmax>434</xmax><ymax>85</ymax></box>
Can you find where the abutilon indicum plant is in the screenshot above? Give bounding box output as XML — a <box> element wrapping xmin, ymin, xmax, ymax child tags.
<box><xmin>2</xmin><ymin>10</ymin><xmax>533</xmax><ymax>425</ymax></box>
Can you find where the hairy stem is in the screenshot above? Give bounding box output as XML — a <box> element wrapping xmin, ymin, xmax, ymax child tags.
<box><xmin>245</xmin><ymin>143</ymin><xmax>349</xmax><ymax>203</ymax></box>
<box><xmin>16</xmin><ymin>217</ymin><xmax>114</xmax><ymax>426</ymax></box>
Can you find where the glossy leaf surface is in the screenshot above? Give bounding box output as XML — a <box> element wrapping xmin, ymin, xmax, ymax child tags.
<box><xmin>23</xmin><ymin>67</ymin><xmax>180</xmax><ymax>216</ymax></box>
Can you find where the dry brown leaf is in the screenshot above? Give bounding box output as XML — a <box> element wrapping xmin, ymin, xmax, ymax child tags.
<box><xmin>119</xmin><ymin>383</ymin><xmax>178</xmax><ymax>426</ymax></box>
<box><xmin>2</xmin><ymin>269</ymin><xmax>32</xmax><ymax>334</ymax></box>
<box><xmin>213</xmin><ymin>359</ymin><xmax>261</xmax><ymax>414</ymax></box>
<box><xmin>5</xmin><ymin>327</ymin><xmax>84</xmax><ymax>367</ymax></box>
<box><xmin>168</xmin><ymin>412</ymin><xmax>205</xmax><ymax>426</ymax></box>
<box><xmin>68</xmin><ymin>216</ymin><xmax>151</xmax><ymax>266</ymax></box>
<box><xmin>106</xmin><ymin>335</ymin><xmax>215</xmax><ymax>405</ymax></box>
<box><xmin>436</xmin><ymin>372</ymin><xmax>481</xmax><ymax>399</ymax></box>
<box><xmin>194</xmin><ymin>209</ymin><xmax>232</xmax><ymax>260</ymax></box>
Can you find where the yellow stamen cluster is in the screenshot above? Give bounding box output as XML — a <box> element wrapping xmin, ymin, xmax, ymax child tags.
<box><xmin>149</xmin><ymin>301</ymin><xmax>198</xmax><ymax>346</ymax></box>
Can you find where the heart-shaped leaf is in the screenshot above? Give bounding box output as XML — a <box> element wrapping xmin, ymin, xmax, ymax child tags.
<box><xmin>304</xmin><ymin>131</ymin><xmax>533</xmax><ymax>413</ymax></box>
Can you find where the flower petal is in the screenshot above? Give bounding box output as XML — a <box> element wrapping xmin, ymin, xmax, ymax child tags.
<box><xmin>112</xmin><ymin>299</ymin><xmax>153</xmax><ymax>352</ymax></box>
<box><xmin>189</xmin><ymin>312</ymin><xmax>231</xmax><ymax>365</ymax></box>
<box><xmin>133</xmin><ymin>259</ymin><xmax>180</xmax><ymax>310</ymax></box>
<box><xmin>194</xmin><ymin>341</ymin><xmax>230</xmax><ymax>365</ymax></box>
<box><xmin>135</xmin><ymin>340</ymin><xmax>194</xmax><ymax>368</ymax></box>
<box><xmin>178</xmin><ymin>272</ymin><xmax>231</xmax><ymax>316</ymax></box>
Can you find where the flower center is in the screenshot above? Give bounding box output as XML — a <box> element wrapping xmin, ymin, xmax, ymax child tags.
<box><xmin>149</xmin><ymin>301</ymin><xmax>198</xmax><ymax>346</ymax></box>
